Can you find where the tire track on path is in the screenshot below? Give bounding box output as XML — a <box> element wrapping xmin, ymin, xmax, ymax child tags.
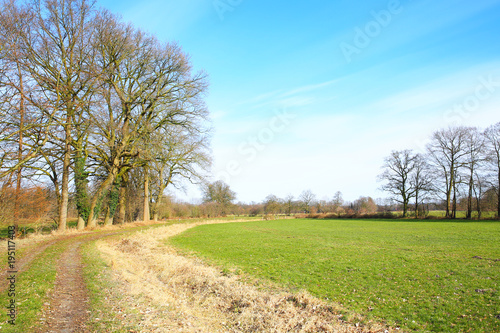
<box><xmin>44</xmin><ymin>241</ymin><xmax>89</xmax><ymax>333</ymax></box>
<box><xmin>40</xmin><ymin>231</ymin><xmax>122</xmax><ymax>333</ymax></box>
<box><xmin>1</xmin><ymin>236</ymin><xmax>72</xmax><ymax>293</ymax></box>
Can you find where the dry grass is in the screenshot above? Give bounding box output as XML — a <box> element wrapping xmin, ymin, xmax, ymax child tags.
<box><xmin>95</xmin><ymin>220</ymin><xmax>391</xmax><ymax>332</ymax></box>
<box><xmin>0</xmin><ymin>229</ymin><xmax>62</xmax><ymax>252</ymax></box>
<box><xmin>1</xmin><ymin>219</ymin><xmax>168</xmax><ymax>247</ymax></box>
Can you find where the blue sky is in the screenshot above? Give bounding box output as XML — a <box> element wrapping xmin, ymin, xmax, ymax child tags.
<box><xmin>98</xmin><ymin>0</ymin><xmax>500</xmax><ymax>203</ymax></box>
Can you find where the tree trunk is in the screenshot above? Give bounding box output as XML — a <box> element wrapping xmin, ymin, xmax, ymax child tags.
<box><xmin>415</xmin><ymin>192</ymin><xmax>419</xmax><ymax>219</ymax></box>
<box><xmin>117</xmin><ymin>181</ymin><xmax>127</xmax><ymax>224</ymax></box>
<box><xmin>143</xmin><ymin>169</ymin><xmax>150</xmax><ymax>222</ymax></box>
<box><xmin>150</xmin><ymin>166</ymin><xmax>170</xmax><ymax>223</ymax></box>
<box><xmin>476</xmin><ymin>199</ymin><xmax>482</xmax><ymax>220</ymax></box>
<box><xmin>497</xmin><ymin>174</ymin><xmax>500</xmax><ymax>219</ymax></box>
<box><xmin>150</xmin><ymin>200</ymin><xmax>159</xmax><ymax>222</ymax></box>
<box><xmin>150</xmin><ymin>190</ymin><xmax>161</xmax><ymax>222</ymax></box>
<box><xmin>445</xmin><ymin>197</ymin><xmax>451</xmax><ymax>218</ymax></box>
<box><xmin>445</xmin><ymin>176</ymin><xmax>451</xmax><ymax>218</ymax></box>
<box><xmin>77</xmin><ymin>216</ymin><xmax>85</xmax><ymax>230</ymax></box>
<box><xmin>107</xmin><ymin>176</ymin><xmax>120</xmax><ymax>225</ymax></box>
<box><xmin>58</xmin><ymin>122</ymin><xmax>72</xmax><ymax>232</ymax></box>
<box><xmin>452</xmin><ymin>186</ymin><xmax>457</xmax><ymax>219</ymax></box>
<box><xmin>103</xmin><ymin>206</ymin><xmax>113</xmax><ymax>226</ymax></box>
<box><xmin>473</xmin><ymin>176</ymin><xmax>482</xmax><ymax>220</ymax></box>
<box><xmin>87</xmin><ymin>170</ymin><xmax>116</xmax><ymax>228</ymax></box>
<box><xmin>74</xmin><ymin>151</ymin><xmax>90</xmax><ymax>227</ymax></box>
<box><xmin>467</xmin><ymin>172</ymin><xmax>474</xmax><ymax>220</ymax></box>
<box><xmin>58</xmin><ymin>160</ymin><xmax>69</xmax><ymax>231</ymax></box>
<box><xmin>150</xmin><ymin>194</ymin><xmax>161</xmax><ymax>222</ymax></box>
<box><xmin>445</xmin><ymin>173</ymin><xmax>452</xmax><ymax>219</ymax></box>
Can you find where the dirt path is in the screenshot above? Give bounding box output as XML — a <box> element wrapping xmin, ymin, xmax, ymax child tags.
<box><xmin>40</xmin><ymin>231</ymin><xmax>122</xmax><ymax>333</ymax></box>
<box><xmin>43</xmin><ymin>241</ymin><xmax>89</xmax><ymax>333</ymax></box>
<box><xmin>0</xmin><ymin>237</ymin><xmax>68</xmax><ymax>293</ymax></box>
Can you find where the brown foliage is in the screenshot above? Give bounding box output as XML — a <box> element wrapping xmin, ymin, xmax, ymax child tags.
<box><xmin>0</xmin><ymin>185</ymin><xmax>53</xmax><ymax>224</ymax></box>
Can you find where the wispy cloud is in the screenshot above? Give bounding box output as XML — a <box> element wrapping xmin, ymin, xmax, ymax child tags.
<box><xmin>365</xmin><ymin>62</ymin><xmax>500</xmax><ymax>119</ymax></box>
<box><xmin>228</xmin><ymin>79</ymin><xmax>339</xmax><ymax>113</ymax></box>
<box><xmin>278</xmin><ymin>79</ymin><xmax>340</xmax><ymax>98</ymax></box>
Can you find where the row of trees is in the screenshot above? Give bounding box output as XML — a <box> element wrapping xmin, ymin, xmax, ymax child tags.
<box><xmin>258</xmin><ymin>193</ymin><xmax>381</xmax><ymax>216</ymax></box>
<box><xmin>0</xmin><ymin>0</ymin><xmax>211</xmax><ymax>230</ymax></box>
<box><xmin>260</xmin><ymin>190</ymin><xmax>346</xmax><ymax>215</ymax></box>
<box><xmin>379</xmin><ymin>123</ymin><xmax>500</xmax><ymax>219</ymax></box>
<box><xmin>199</xmin><ymin>182</ymin><xmax>384</xmax><ymax>217</ymax></box>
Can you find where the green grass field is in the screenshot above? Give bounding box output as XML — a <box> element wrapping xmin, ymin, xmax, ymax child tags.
<box><xmin>169</xmin><ymin>219</ymin><xmax>500</xmax><ymax>332</ymax></box>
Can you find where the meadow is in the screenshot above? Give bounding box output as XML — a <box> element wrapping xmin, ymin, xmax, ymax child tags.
<box><xmin>169</xmin><ymin>219</ymin><xmax>500</xmax><ymax>332</ymax></box>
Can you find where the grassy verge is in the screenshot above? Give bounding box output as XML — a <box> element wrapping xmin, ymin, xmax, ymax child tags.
<box><xmin>81</xmin><ymin>240</ymin><xmax>141</xmax><ymax>332</ymax></box>
<box><xmin>0</xmin><ymin>239</ymin><xmax>70</xmax><ymax>332</ymax></box>
<box><xmin>169</xmin><ymin>219</ymin><xmax>500</xmax><ymax>332</ymax></box>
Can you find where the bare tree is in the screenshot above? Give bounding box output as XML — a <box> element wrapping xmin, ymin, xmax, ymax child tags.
<box><xmin>331</xmin><ymin>191</ymin><xmax>344</xmax><ymax>215</ymax></box>
<box><xmin>148</xmin><ymin>126</ymin><xmax>211</xmax><ymax>221</ymax></box>
<box><xmin>472</xmin><ymin>171</ymin><xmax>488</xmax><ymax>219</ymax></box>
<box><xmin>427</xmin><ymin>127</ymin><xmax>469</xmax><ymax>218</ymax></box>
<box><xmin>264</xmin><ymin>194</ymin><xmax>280</xmax><ymax>215</ymax></box>
<box><xmin>315</xmin><ymin>199</ymin><xmax>329</xmax><ymax>214</ymax></box>
<box><xmin>353</xmin><ymin>196</ymin><xmax>377</xmax><ymax>215</ymax></box>
<box><xmin>484</xmin><ymin>122</ymin><xmax>500</xmax><ymax>218</ymax></box>
<box><xmin>462</xmin><ymin>128</ymin><xmax>486</xmax><ymax>219</ymax></box>
<box><xmin>332</xmin><ymin>191</ymin><xmax>343</xmax><ymax>207</ymax></box>
<box><xmin>411</xmin><ymin>153</ymin><xmax>434</xmax><ymax>218</ymax></box>
<box><xmin>0</xmin><ymin>1</ymin><xmax>53</xmax><ymax>180</ymax></box>
<box><xmin>284</xmin><ymin>194</ymin><xmax>294</xmax><ymax>216</ymax></box>
<box><xmin>299</xmin><ymin>190</ymin><xmax>316</xmax><ymax>213</ymax></box>
<box><xmin>202</xmin><ymin>180</ymin><xmax>236</xmax><ymax>216</ymax></box>
<box><xmin>379</xmin><ymin>150</ymin><xmax>418</xmax><ymax>217</ymax></box>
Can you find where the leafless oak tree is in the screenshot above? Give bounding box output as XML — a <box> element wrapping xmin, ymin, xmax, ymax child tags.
<box><xmin>379</xmin><ymin>150</ymin><xmax>418</xmax><ymax>217</ymax></box>
<box><xmin>484</xmin><ymin>122</ymin><xmax>500</xmax><ymax>218</ymax></box>
<box><xmin>427</xmin><ymin>127</ymin><xmax>469</xmax><ymax>218</ymax></box>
